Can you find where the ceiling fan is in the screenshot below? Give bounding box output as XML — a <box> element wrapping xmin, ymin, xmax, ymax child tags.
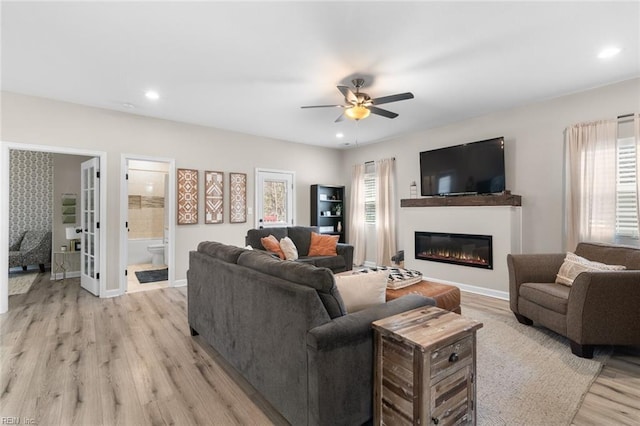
<box><xmin>301</xmin><ymin>78</ymin><xmax>414</xmax><ymax>122</ymax></box>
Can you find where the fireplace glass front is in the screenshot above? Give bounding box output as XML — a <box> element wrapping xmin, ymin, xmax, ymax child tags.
<box><xmin>415</xmin><ymin>231</ymin><xmax>493</xmax><ymax>269</ymax></box>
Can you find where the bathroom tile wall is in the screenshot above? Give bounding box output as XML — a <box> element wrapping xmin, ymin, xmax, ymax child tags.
<box><xmin>128</xmin><ymin>169</ymin><xmax>166</xmax><ymax>239</ymax></box>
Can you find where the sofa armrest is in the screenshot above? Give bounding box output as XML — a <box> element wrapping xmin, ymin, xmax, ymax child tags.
<box><xmin>508</xmin><ymin>253</ymin><xmax>565</xmax><ymax>313</ymax></box>
<box><xmin>307</xmin><ymin>294</ymin><xmax>434</xmax><ymax>351</ymax></box>
<box><xmin>567</xmin><ymin>270</ymin><xmax>640</xmax><ymax>345</ymax></box>
<box><xmin>305</xmin><ymin>294</ymin><xmax>434</xmax><ymax>425</ymax></box>
<box><xmin>336</xmin><ymin>243</ymin><xmax>354</xmax><ymax>271</ymax></box>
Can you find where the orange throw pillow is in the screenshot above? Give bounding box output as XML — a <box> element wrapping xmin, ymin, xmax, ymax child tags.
<box><xmin>308</xmin><ymin>232</ymin><xmax>339</xmax><ymax>256</ymax></box>
<box><xmin>261</xmin><ymin>235</ymin><xmax>285</xmax><ymax>259</ymax></box>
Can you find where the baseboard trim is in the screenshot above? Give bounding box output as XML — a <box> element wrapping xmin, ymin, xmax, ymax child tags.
<box><xmin>102</xmin><ymin>288</ymin><xmax>121</xmax><ymax>298</ymax></box>
<box><xmin>173</xmin><ymin>279</ymin><xmax>187</xmax><ymax>287</ymax></box>
<box><xmin>422</xmin><ymin>275</ymin><xmax>509</xmax><ymax>301</ymax></box>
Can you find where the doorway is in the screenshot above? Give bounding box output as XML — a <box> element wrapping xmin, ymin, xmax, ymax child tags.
<box><xmin>1</xmin><ymin>142</ymin><xmax>108</xmax><ymax>314</ymax></box>
<box><xmin>255</xmin><ymin>168</ymin><xmax>295</xmax><ymax>228</ymax></box>
<box><xmin>120</xmin><ymin>155</ymin><xmax>175</xmax><ymax>294</ymax></box>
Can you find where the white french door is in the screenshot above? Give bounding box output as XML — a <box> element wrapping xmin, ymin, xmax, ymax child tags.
<box><xmin>81</xmin><ymin>158</ymin><xmax>100</xmax><ymax>296</ymax></box>
<box><xmin>255</xmin><ymin>169</ymin><xmax>295</xmax><ymax>228</ymax></box>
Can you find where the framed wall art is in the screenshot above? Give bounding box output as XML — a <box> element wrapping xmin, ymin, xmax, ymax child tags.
<box><xmin>177</xmin><ymin>168</ymin><xmax>199</xmax><ymax>225</ymax></box>
<box><xmin>229</xmin><ymin>172</ymin><xmax>247</xmax><ymax>223</ymax></box>
<box><xmin>204</xmin><ymin>171</ymin><xmax>224</xmax><ymax>224</ymax></box>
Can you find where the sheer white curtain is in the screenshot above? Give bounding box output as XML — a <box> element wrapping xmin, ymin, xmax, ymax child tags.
<box><xmin>375</xmin><ymin>158</ymin><xmax>396</xmax><ymax>266</ymax></box>
<box><xmin>348</xmin><ymin>163</ymin><xmax>366</xmax><ymax>266</ymax></box>
<box><xmin>636</xmin><ymin>115</ymin><xmax>640</xmax><ymax>236</ymax></box>
<box><xmin>565</xmin><ymin>119</ymin><xmax>617</xmax><ymax>250</ymax></box>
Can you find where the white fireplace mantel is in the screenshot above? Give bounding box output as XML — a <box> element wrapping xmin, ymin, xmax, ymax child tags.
<box><xmin>400</xmin><ymin>205</ymin><xmax>522</xmax><ymax>299</ymax></box>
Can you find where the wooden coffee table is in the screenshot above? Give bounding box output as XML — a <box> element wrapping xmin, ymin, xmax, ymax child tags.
<box><xmin>386</xmin><ymin>280</ymin><xmax>461</xmax><ymax>313</ymax></box>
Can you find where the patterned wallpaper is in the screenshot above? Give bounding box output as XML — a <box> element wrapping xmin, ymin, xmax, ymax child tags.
<box><xmin>9</xmin><ymin>150</ymin><xmax>53</xmax><ymax>247</ymax></box>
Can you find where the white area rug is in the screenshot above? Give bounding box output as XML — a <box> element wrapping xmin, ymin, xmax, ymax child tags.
<box><xmin>8</xmin><ymin>272</ymin><xmax>38</xmax><ymax>295</ymax></box>
<box><xmin>466</xmin><ymin>305</ymin><xmax>610</xmax><ymax>425</ymax></box>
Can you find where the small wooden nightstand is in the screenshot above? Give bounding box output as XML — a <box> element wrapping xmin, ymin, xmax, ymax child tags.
<box><xmin>372</xmin><ymin>306</ymin><xmax>483</xmax><ymax>425</ymax></box>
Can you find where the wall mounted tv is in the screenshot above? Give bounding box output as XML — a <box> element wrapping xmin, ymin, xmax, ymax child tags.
<box><xmin>420</xmin><ymin>136</ymin><xmax>505</xmax><ymax>196</ymax></box>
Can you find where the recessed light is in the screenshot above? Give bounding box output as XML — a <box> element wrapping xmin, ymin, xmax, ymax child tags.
<box><xmin>598</xmin><ymin>46</ymin><xmax>621</xmax><ymax>59</ymax></box>
<box><xmin>336</xmin><ymin>132</ymin><xmax>344</xmax><ymax>139</ymax></box>
<box><xmin>145</xmin><ymin>90</ymin><xmax>160</xmax><ymax>100</ymax></box>
<box><xmin>122</xmin><ymin>102</ymin><xmax>136</xmax><ymax>109</ymax></box>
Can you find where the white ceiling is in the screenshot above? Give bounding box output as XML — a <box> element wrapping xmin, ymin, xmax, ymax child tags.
<box><xmin>2</xmin><ymin>1</ymin><xmax>639</xmax><ymax>148</ymax></box>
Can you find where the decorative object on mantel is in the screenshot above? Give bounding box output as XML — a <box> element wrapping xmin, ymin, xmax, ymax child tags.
<box><xmin>177</xmin><ymin>168</ymin><xmax>199</xmax><ymax>225</ymax></box>
<box><xmin>204</xmin><ymin>171</ymin><xmax>224</xmax><ymax>224</ymax></box>
<box><xmin>409</xmin><ymin>181</ymin><xmax>417</xmax><ymax>198</ymax></box>
<box><xmin>229</xmin><ymin>172</ymin><xmax>247</xmax><ymax>223</ymax></box>
<box><xmin>401</xmin><ymin>191</ymin><xmax>522</xmax><ymax>207</ymax></box>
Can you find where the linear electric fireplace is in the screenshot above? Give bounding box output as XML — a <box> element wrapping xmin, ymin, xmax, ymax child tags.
<box><xmin>415</xmin><ymin>231</ymin><xmax>493</xmax><ymax>269</ymax></box>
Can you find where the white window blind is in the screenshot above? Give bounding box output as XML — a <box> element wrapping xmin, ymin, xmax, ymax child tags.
<box><xmin>616</xmin><ymin>136</ymin><xmax>639</xmax><ymax>240</ymax></box>
<box><xmin>364</xmin><ymin>162</ymin><xmax>376</xmax><ymax>224</ymax></box>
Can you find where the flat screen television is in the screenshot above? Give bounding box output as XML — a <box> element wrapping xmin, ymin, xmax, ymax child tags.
<box><xmin>420</xmin><ymin>137</ymin><xmax>505</xmax><ymax>196</ymax></box>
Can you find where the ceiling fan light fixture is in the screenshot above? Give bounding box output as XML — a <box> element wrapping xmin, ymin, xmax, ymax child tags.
<box><xmin>345</xmin><ymin>105</ymin><xmax>370</xmax><ymax>120</ymax></box>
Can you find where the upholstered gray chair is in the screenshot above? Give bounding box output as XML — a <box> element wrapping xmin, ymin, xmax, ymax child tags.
<box><xmin>508</xmin><ymin>242</ymin><xmax>640</xmax><ymax>358</ymax></box>
<box><xmin>9</xmin><ymin>230</ymin><xmax>52</xmax><ymax>272</ymax></box>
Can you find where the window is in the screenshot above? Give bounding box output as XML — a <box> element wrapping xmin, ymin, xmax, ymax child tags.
<box><xmin>255</xmin><ymin>169</ymin><xmax>295</xmax><ymax>228</ymax></box>
<box><xmin>364</xmin><ymin>163</ymin><xmax>376</xmax><ymax>224</ymax></box>
<box><xmin>615</xmin><ymin>136</ymin><xmax>638</xmax><ymax>242</ymax></box>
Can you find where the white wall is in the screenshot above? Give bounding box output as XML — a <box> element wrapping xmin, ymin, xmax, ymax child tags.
<box><xmin>1</xmin><ymin>92</ymin><xmax>343</xmax><ymax>292</ymax></box>
<box><xmin>341</xmin><ymin>78</ymin><xmax>640</xmax><ymax>259</ymax></box>
<box><xmin>3</xmin><ymin>78</ymin><xmax>639</xmax><ymax>296</ymax></box>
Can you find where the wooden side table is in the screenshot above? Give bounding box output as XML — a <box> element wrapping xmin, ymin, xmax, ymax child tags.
<box><xmin>372</xmin><ymin>306</ymin><xmax>483</xmax><ymax>425</ymax></box>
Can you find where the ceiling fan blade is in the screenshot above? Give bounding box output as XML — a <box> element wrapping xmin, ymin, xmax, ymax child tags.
<box><xmin>371</xmin><ymin>92</ymin><xmax>414</xmax><ymax>105</ymax></box>
<box><xmin>368</xmin><ymin>106</ymin><xmax>399</xmax><ymax>119</ymax></box>
<box><xmin>301</xmin><ymin>104</ymin><xmax>345</xmax><ymax>109</ymax></box>
<box><xmin>335</xmin><ymin>112</ymin><xmax>346</xmax><ymax>123</ymax></box>
<box><xmin>337</xmin><ymin>86</ymin><xmax>357</xmax><ymax>104</ymax></box>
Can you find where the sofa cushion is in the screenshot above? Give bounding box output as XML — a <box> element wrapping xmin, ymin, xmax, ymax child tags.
<box><xmin>279</xmin><ymin>236</ymin><xmax>299</xmax><ymax>260</ymax></box>
<box><xmin>556</xmin><ymin>252</ymin><xmax>626</xmax><ymax>286</ymax></box>
<box><xmin>308</xmin><ymin>232</ymin><xmax>339</xmax><ymax>256</ymax></box>
<box><xmin>334</xmin><ymin>271</ymin><xmax>387</xmax><ymax>313</ymax></box>
<box><xmin>519</xmin><ymin>282</ymin><xmax>571</xmax><ymax>314</ymax></box>
<box><xmin>261</xmin><ymin>235</ymin><xmax>285</xmax><ymax>259</ymax></box>
<box><xmin>246</xmin><ymin>227</ymin><xmax>288</xmax><ymax>251</ymax></box>
<box><xmin>197</xmin><ymin>241</ymin><xmax>246</xmax><ymax>264</ymax></box>
<box><xmin>237</xmin><ymin>250</ymin><xmax>347</xmax><ymax>318</ymax></box>
<box><xmin>287</xmin><ymin>226</ymin><xmax>317</xmax><ymax>256</ymax></box>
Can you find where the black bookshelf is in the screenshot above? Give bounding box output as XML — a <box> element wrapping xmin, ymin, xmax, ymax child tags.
<box><xmin>310</xmin><ymin>184</ymin><xmax>345</xmax><ymax>243</ymax></box>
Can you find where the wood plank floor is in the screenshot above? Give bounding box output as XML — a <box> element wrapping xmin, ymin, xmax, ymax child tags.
<box><xmin>1</xmin><ymin>275</ymin><xmax>638</xmax><ymax>425</ymax></box>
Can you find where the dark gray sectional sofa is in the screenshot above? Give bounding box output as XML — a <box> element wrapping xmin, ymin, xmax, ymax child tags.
<box><xmin>187</xmin><ymin>241</ymin><xmax>434</xmax><ymax>425</ymax></box>
<box><xmin>245</xmin><ymin>226</ymin><xmax>354</xmax><ymax>273</ymax></box>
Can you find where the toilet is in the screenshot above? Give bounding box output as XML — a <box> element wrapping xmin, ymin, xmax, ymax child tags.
<box><xmin>147</xmin><ymin>243</ymin><xmax>165</xmax><ymax>266</ymax></box>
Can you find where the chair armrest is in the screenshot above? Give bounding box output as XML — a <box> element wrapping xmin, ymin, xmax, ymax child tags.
<box><xmin>567</xmin><ymin>270</ymin><xmax>640</xmax><ymax>345</ymax></box>
<box><xmin>307</xmin><ymin>294</ymin><xmax>434</xmax><ymax>351</ymax></box>
<box><xmin>336</xmin><ymin>243</ymin><xmax>354</xmax><ymax>271</ymax></box>
<box><xmin>9</xmin><ymin>240</ymin><xmax>21</xmax><ymax>252</ymax></box>
<box><xmin>508</xmin><ymin>253</ymin><xmax>565</xmax><ymax>312</ymax></box>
